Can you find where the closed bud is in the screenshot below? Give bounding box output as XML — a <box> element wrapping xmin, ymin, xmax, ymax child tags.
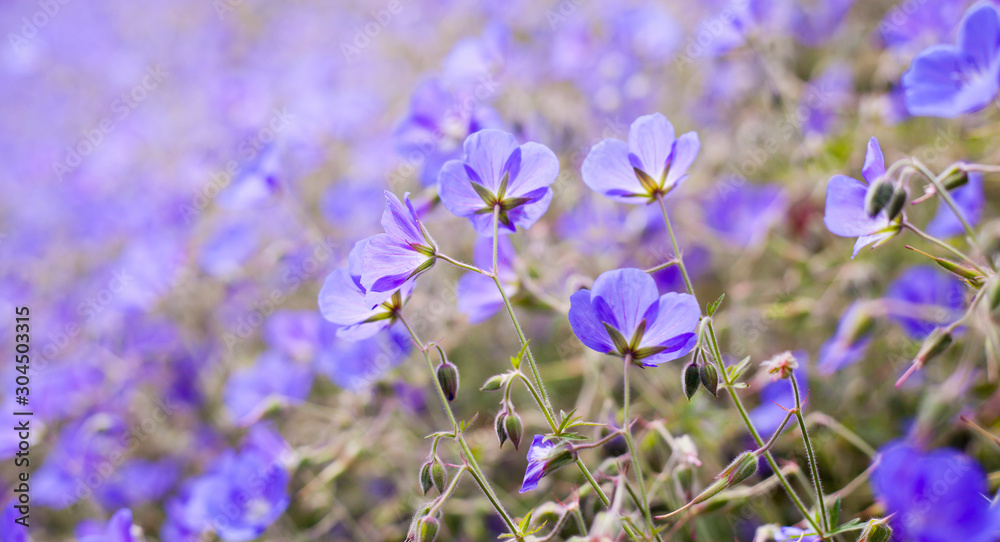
<box><xmin>717</xmin><ymin>451</ymin><xmax>758</xmax><ymax>487</ymax></box>
<box><xmin>430</xmin><ymin>457</ymin><xmax>448</xmax><ymax>494</ymax></box>
<box><xmin>864</xmin><ymin>179</ymin><xmax>894</xmax><ymax>218</ymax></box>
<box><xmin>885</xmin><ymin>186</ymin><xmax>907</xmax><ymax>221</ymax></box>
<box><xmin>436</xmin><ymin>362</ymin><xmax>459</xmax><ymax>401</ymax></box>
<box><xmin>699</xmin><ymin>363</ymin><xmax>719</xmax><ymax>396</ymax></box>
<box><xmin>941</xmin><ymin>167</ymin><xmax>969</xmax><ymax>190</ymax></box>
<box><xmin>682</xmin><ymin>361</ymin><xmax>701</xmax><ymax>401</ymax></box>
<box><xmin>419</xmin><ymin>461</ymin><xmax>433</xmax><ymax>495</ymax></box>
<box><xmin>415</xmin><ymin>516</ymin><xmax>439</xmax><ymax>542</ymax></box>
<box><xmin>480</xmin><ymin>374</ymin><xmax>505</xmax><ymax>391</ymax></box>
<box><xmin>495</xmin><ymin>411</ymin><xmax>508</xmax><ymax>447</ymax></box>
<box><xmin>915</xmin><ymin>327</ymin><xmax>952</xmax><ymax>366</ymax></box>
<box><xmin>504</xmin><ymin>412</ymin><xmax>524</xmax><ymax>450</ymax></box>
<box><xmin>857</xmin><ymin>517</ymin><xmax>892</xmax><ymax>542</ymax></box>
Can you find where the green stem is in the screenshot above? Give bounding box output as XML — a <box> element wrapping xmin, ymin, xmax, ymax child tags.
<box><xmin>903</xmin><ymin>221</ymin><xmax>987</xmax><ymax>275</ymax></box>
<box><xmin>653</xmin><ymin>197</ymin><xmax>825</xmax><ymax>536</ymax></box>
<box><xmin>791</xmin><ymin>373</ymin><xmax>829</xmax><ymax>532</ymax></box>
<box><xmin>436</xmin><ymin>253</ymin><xmax>488</xmax><ymax>274</ymax></box>
<box><xmin>398</xmin><ymin>314</ymin><xmax>524</xmax><ymax>541</ymax></box>
<box><xmin>622</xmin><ymin>355</ymin><xmax>659</xmax><ymax>540</ymax></box>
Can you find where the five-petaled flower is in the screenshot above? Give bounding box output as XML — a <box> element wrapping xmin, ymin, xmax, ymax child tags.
<box><xmin>823</xmin><ymin>137</ymin><xmax>902</xmax><ymax>258</ymax></box>
<box><xmin>582</xmin><ymin>113</ymin><xmax>700</xmax><ymax>204</ymax></box>
<box><xmin>361</xmin><ymin>191</ymin><xmax>437</xmax><ymax>306</ymax></box>
<box><xmin>902</xmin><ymin>2</ymin><xmax>1000</xmax><ymax>118</ymax></box>
<box><xmin>438</xmin><ymin>129</ymin><xmax>559</xmax><ymax>236</ymax></box>
<box><xmin>569</xmin><ymin>268</ymin><xmax>699</xmax><ymax>366</ymax></box>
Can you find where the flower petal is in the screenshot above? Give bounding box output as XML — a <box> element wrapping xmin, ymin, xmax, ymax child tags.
<box><xmin>361</xmin><ymin>234</ymin><xmax>428</xmax><ymax>306</ymax></box>
<box><xmin>638</xmin><ymin>292</ymin><xmax>700</xmax><ymax>360</ymax></box>
<box><xmin>439</xmin><ymin>158</ymin><xmax>487</xmax><ymax>218</ymax></box>
<box><xmin>823</xmin><ymin>175</ymin><xmax>886</xmax><ymax>238</ymax></box>
<box><xmin>628</xmin><ymin>113</ymin><xmax>675</xmax><ymax>180</ymax></box>
<box><xmin>462</xmin><ymin>129</ymin><xmax>520</xmax><ymax>191</ymax></box>
<box><xmin>568</xmin><ymin>289</ymin><xmax>615</xmax><ymax>354</ymax></box>
<box><xmin>591</xmin><ymin>268</ymin><xmax>660</xmax><ymax>339</ymax></box>
<box><xmin>506</xmin><ymin>142</ymin><xmax>559</xmax><ymax>197</ymax></box>
<box><xmin>664</xmin><ymin>131</ymin><xmax>700</xmax><ymax>189</ymax></box>
<box><xmin>861</xmin><ymin>137</ymin><xmax>885</xmax><ymax>183</ymax></box>
<box><xmin>582</xmin><ymin>138</ymin><xmax>645</xmax><ymax>204</ymax></box>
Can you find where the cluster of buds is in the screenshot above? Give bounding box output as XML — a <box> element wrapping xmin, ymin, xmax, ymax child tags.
<box><xmin>865</xmin><ymin>176</ymin><xmax>907</xmax><ymax>221</ymax></box>
<box><xmin>418</xmin><ymin>455</ymin><xmax>447</xmax><ymax>495</ymax></box>
<box><xmin>682</xmin><ymin>358</ymin><xmax>719</xmax><ymax>400</ymax></box>
<box><xmin>494</xmin><ymin>405</ymin><xmax>524</xmax><ymax>450</ymax></box>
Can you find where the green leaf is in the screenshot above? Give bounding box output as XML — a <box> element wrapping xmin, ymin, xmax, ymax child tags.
<box><xmin>727</xmin><ymin>355</ymin><xmax>753</xmax><ymax>382</ymax></box>
<box><xmin>555</xmin><ymin>432</ymin><xmax>590</xmax><ymax>440</ymax></box>
<box><xmin>510</xmin><ymin>341</ymin><xmax>530</xmax><ymax>371</ymax></box>
<box><xmin>707</xmin><ymin>293</ymin><xmax>726</xmax><ymax>316</ymax></box>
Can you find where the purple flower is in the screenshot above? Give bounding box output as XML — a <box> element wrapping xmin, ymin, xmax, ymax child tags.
<box><xmin>163</xmin><ymin>424</ymin><xmax>292</xmax><ymax>542</ymax></box>
<box><xmin>361</xmin><ymin>192</ymin><xmax>436</xmax><ymax>306</ymax></box>
<box><xmin>582</xmin><ymin>113</ymin><xmax>700</xmax><ymax>204</ymax></box>
<box><xmin>817</xmin><ymin>302</ymin><xmax>874</xmax><ymax>374</ymax></box>
<box><xmin>823</xmin><ymin>137</ymin><xmax>902</xmax><ymax>258</ymax></box>
<box><xmin>263</xmin><ymin>310</ymin><xmax>321</xmax><ymax>361</ymax></box>
<box><xmin>873</xmin><ymin>440</ymin><xmax>1000</xmax><ymax>541</ymax></box>
<box><xmin>703</xmin><ymin>182</ymin><xmax>788</xmax><ymax>249</ymax></box>
<box><xmin>1</xmin><ymin>499</ymin><xmax>29</xmax><ymax>542</ymax></box>
<box><xmin>569</xmin><ymin>268</ymin><xmax>699</xmax><ymax>366</ymax></box>
<box><xmin>313</xmin><ymin>323</ymin><xmax>410</xmax><ymax>392</ymax></box>
<box><xmin>224</xmin><ymin>350</ymin><xmax>314</xmax><ymax>426</ymax></box>
<box><xmin>321</xmin><ymin>238</ymin><xmax>410</xmax><ymax>340</ymax></box>
<box><xmin>75</xmin><ymin>508</ymin><xmax>139</xmax><ymax>542</ymax></box>
<box><xmin>886</xmin><ymin>266</ymin><xmax>966</xmax><ymax>339</ymax></box>
<box><xmin>456</xmin><ymin>236</ymin><xmax>519</xmax><ymax>323</ymax></box>
<box><xmin>926</xmin><ymin>171</ymin><xmax>984</xmax><ymax>237</ymax></box>
<box><xmin>902</xmin><ymin>2</ymin><xmax>1000</xmax><ymax>117</ymax></box>
<box><xmin>519</xmin><ymin>435</ymin><xmax>576</xmax><ymax>493</ymax></box>
<box><xmin>438</xmin><ymin>129</ymin><xmax>559</xmax><ymax>236</ymax></box>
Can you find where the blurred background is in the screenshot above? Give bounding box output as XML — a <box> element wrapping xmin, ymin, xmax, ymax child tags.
<box><xmin>1</xmin><ymin>0</ymin><xmax>999</xmax><ymax>540</ymax></box>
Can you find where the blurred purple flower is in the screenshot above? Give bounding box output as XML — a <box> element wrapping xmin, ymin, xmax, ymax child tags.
<box><xmin>360</xmin><ymin>192</ymin><xmax>436</xmax><ymax>306</ymax></box>
<box><xmin>774</xmin><ymin>526</ymin><xmax>821</xmax><ymax>542</ymax></box>
<box><xmin>902</xmin><ymin>2</ymin><xmax>1000</xmax><ymax>117</ymax></box>
<box><xmin>438</xmin><ymin>129</ymin><xmax>559</xmax><ymax>236</ymax></box>
<box><xmin>1</xmin><ymin>499</ymin><xmax>29</xmax><ymax>542</ymax></box>
<box><xmin>320</xmin><ymin>238</ymin><xmax>410</xmax><ymax>341</ymax></box>
<box><xmin>823</xmin><ymin>137</ymin><xmax>901</xmax><ymax>258</ymax></box>
<box><xmin>217</xmin><ymin>143</ymin><xmax>282</xmax><ymax>210</ymax></box>
<box><xmin>224</xmin><ymin>350</ymin><xmax>314</xmax><ymax>426</ymax></box>
<box><xmin>873</xmin><ymin>440</ymin><xmax>1000</xmax><ymax>541</ymax></box>
<box><xmin>198</xmin><ymin>221</ymin><xmax>259</xmax><ymax>279</ymax></box>
<box><xmin>926</xmin><ymin>171</ymin><xmax>984</xmax><ymax>237</ymax></box>
<box><xmin>817</xmin><ymin>302</ymin><xmax>874</xmax><ymax>374</ymax></box>
<box><xmin>569</xmin><ymin>268</ymin><xmax>699</xmax><ymax>366</ymax></box>
<box><xmin>791</xmin><ymin>0</ymin><xmax>855</xmax><ymax>46</ymax></box>
<box><xmin>75</xmin><ymin>508</ymin><xmax>138</xmax><ymax>542</ymax></box>
<box><xmin>456</xmin><ymin>236</ymin><xmax>519</xmax><ymax>323</ymax></box>
<box><xmin>313</xmin><ymin>323</ymin><xmax>410</xmax><ymax>392</ymax></box>
<box><xmin>703</xmin><ymin>182</ymin><xmax>788</xmax><ymax>249</ymax></box>
<box><xmin>582</xmin><ymin>113</ymin><xmax>700</xmax><ymax>204</ymax></box>
<box><xmin>886</xmin><ymin>266</ymin><xmax>966</xmax><ymax>339</ymax></box>
<box><xmin>264</xmin><ymin>310</ymin><xmax>321</xmax><ymax>361</ymax></box>
<box><xmin>94</xmin><ymin>459</ymin><xmax>180</xmax><ymax>510</ymax></box>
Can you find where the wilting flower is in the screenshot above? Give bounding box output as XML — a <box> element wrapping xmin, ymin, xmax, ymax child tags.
<box><xmin>902</xmin><ymin>2</ymin><xmax>1000</xmax><ymax>118</ymax></box>
<box><xmin>519</xmin><ymin>435</ymin><xmax>577</xmax><ymax>493</ymax></box>
<box><xmin>761</xmin><ymin>350</ymin><xmax>799</xmax><ymax>381</ymax></box>
<box><xmin>568</xmin><ymin>268</ymin><xmax>699</xmax><ymax>366</ymax></box>
<box><xmin>823</xmin><ymin>137</ymin><xmax>902</xmax><ymax>258</ymax></box>
<box><xmin>582</xmin><ymin>113</ymin><xmax>699</xmax><ymax>204</ymax></box>
<box><xmin>75</xmin><ymin>508</ymin><xmax>140</xmax><ymax>542</ymax></box>
<box><xmin>438</xmin><ymin>129</ymin><xmax>559</xmax><ymax>236</ymax></box>
<box><xmin>872</xmin><ymin>440</ymin><xmax>1000</xmax><ymax>541</ymax></box>
<box><xmin>455</xmin><ymin>236</ymin><xmax>519</xmax><ymax>323</ymax></box>
<box><xmin>927</xmin><ymin>171</ymin><xmax>985</xmax><ymax>237</ymax></box>
<box><xmin>361</xmin><ymin>192</ymin><xmax>436</xmax><ymax>305</ymax></box>
<box><xmin>751</xmin><ymin>352</ymin><xmax>809</xmax><ymax>441</ymax></box>
<box><xmin>321</xmin><ymin>238</ymin><xmax>410</xmax><ymax>340</ymax></box>
<box><xmin>885</xmin><ymin>266</ymin><xmax>965</xmax><ymax>339</ymax></box>
<box><xmin>818</xmin><ymin>302</ymin><xmax>874</xmax><ymax>374</ymax></box>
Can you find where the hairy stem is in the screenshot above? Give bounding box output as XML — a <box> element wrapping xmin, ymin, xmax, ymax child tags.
<box><xmin>791</xmin><ymin>373</ymin><xmax>829</xmax><ymax>532</ymax></box>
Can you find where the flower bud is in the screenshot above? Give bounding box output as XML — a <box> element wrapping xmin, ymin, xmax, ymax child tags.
<box><xmin>480</xmin><ymin>374</ymin><xmax>505</xmax><ymax>391</ymax></box>
<box><xmin>915</xmin><ymin>327</ymin><xmax>953</xmax><ymax>366</ymax></box>
<box><xmin>418</xmin><ymin>461</ymin><xmax>433</xmax><ymax>495</ymax></box>
<box><xmin>504</xmin><ymin>411</ymin><xmax>524</xmax><ymax>450</ymax></box>
<box><xmin>941</xmin><ymin>167</ymin><xmax>968</xmax><ymax>190</ymax></box>
<box><xmin>885</xmin><ymin>186</ymin><xmax>907</xmax><ymax>221</ymax></box>
<box><xmin>682</xmin><ymin>361</ymin><xmax>701</xmax><ymax>401</ymax></box>
<box><xmin>718</xmin><ymin>451</ymin><xmax>758</xmax><ymax>487</ymax></box>
<box><xmin>436</xmin><ymin>362</ymin><xmax>459</xmax><ymax>401</ymax></box>
<box><xmin>494</xmin><ymin>411</ymin><xmax>508</xmax><ymax>447</ymax></box>
<box><xmin>856</xmin><ymin>517</ymin><xmax>892</xmax><ymax>542</ymax></box>
<box><xmin>430</xmin><ymin>456</ymin><xmax>448</xmax><ymax>494</ymax></box>
<box><xmin>415</xmin><ymin>516</ymin><xmax>439</xmax><ymax>542</ymax></box>
<box><xmin>541</xmin><ymin>443</ymin><xmax>579</xmax><ymax>478</ymax></box>
<box><xmin>864</xmin><ymin>179</ymin><xmax>894</xmax><ymax>218</ymax></box>
<box><xmin>699</xmin><ymin>363</ymin><xmax>719</xmax><ymax>396</ymax></box>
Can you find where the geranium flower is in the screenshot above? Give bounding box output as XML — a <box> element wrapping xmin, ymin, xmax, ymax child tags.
<box><xmin>519</xmin><ymin>435</ymin><xmax>576</xmax><ymax>493</ymax></box>
<box><xmin>581</xmin><ymin>113</ymin><xmax>699</xmax><ymax>204</ymax></box>
<box><xmin>361</xmin><ymin>192</ymin><xmax>436</xmax><ymax>306</ymax></box>
<box><xmin>568</xmin><ymin>268</ymin><xmax>699</xmax><ymax>366</ymax></box>
<box><xmin>320</xmin><ymin>238</ymin><xmax>409</xmax><ymax>341</ymax></box>
<box><xmin>823</xmin><ymin>137</ymin><xmax>902</xmax><ymax>258</ymax></box>
<box><xmin>438</xmin><ymin>129</ymin><xmax>559</xmax><ymax>236</ymax></box>
<box><xmin>902</xmin><ymin>2</ymin><xmax>1000</xmax><ymax>118</ymax></box>
<box><xmin>885</xmin><ymin>266</ymin><xmax>965</xmax><ymax>340</ymax></box>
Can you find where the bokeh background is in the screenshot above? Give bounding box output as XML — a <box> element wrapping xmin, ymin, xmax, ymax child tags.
<box><xmin>2</xmin><ymin>0</ymin><xmax>1000</xmax><ymax>540</ymax></box>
